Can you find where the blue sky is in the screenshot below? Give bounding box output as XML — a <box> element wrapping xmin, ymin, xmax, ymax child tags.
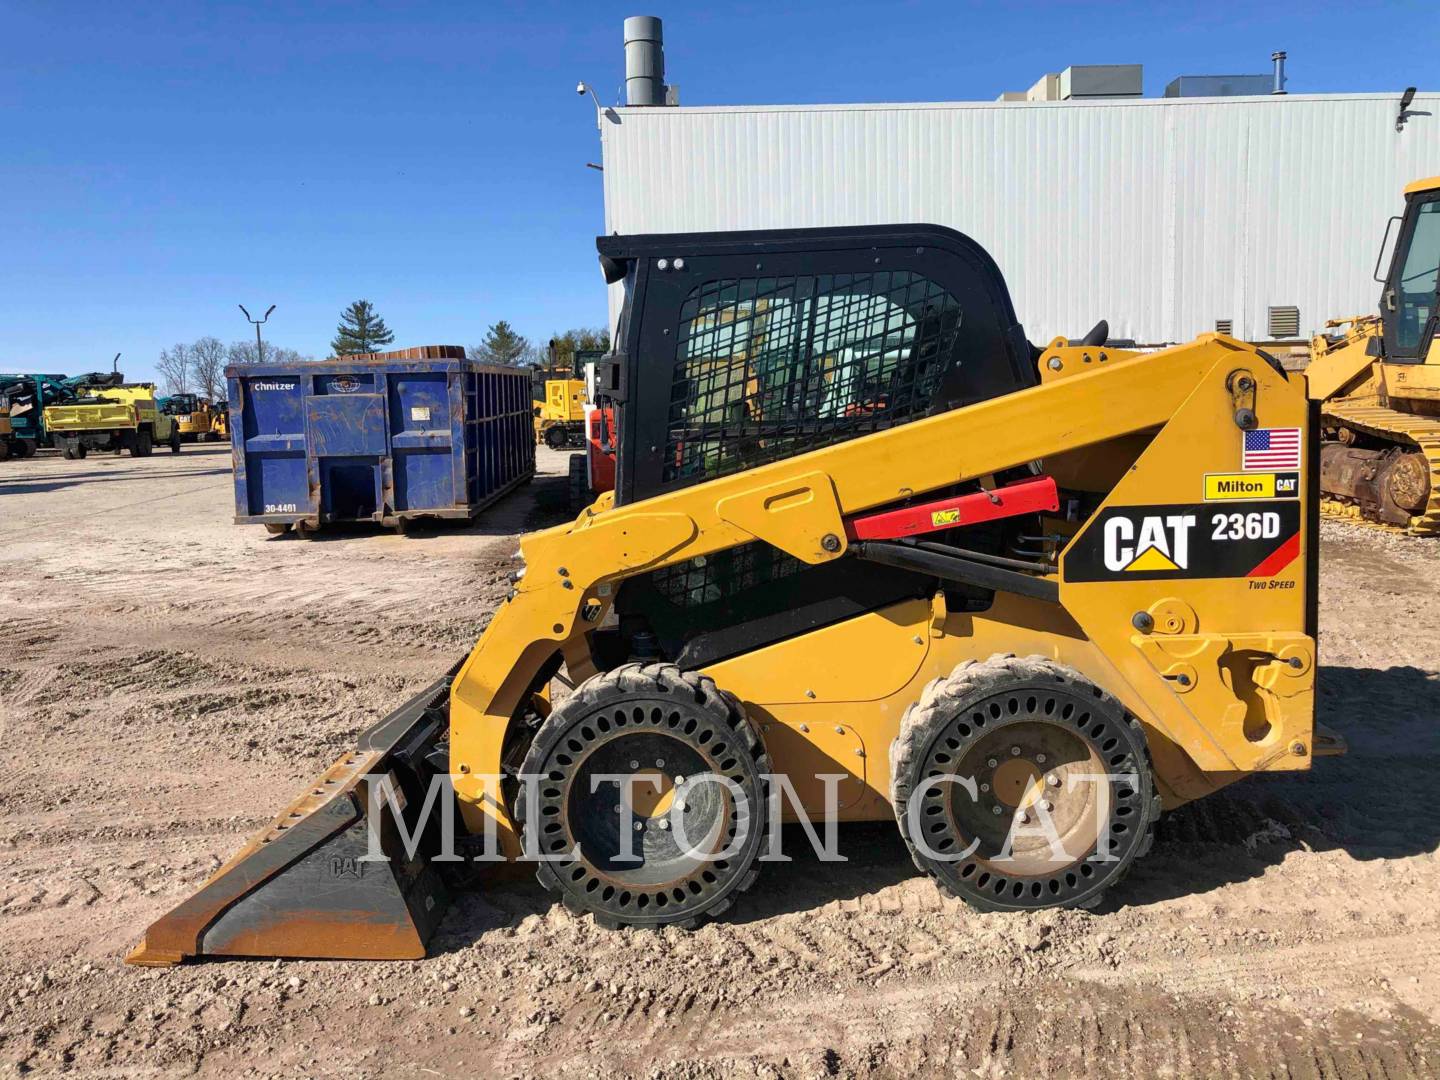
<box><xmin>2</xmin><ymin>1</ymin><xmax>1434</xmax><ymax>382</ymax></box>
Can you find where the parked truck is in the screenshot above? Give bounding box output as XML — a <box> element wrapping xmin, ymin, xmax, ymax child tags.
<box><xmin>44</xmin><ymin>383</ymin><xmax>182</xmax><ymax>459</ymax></box>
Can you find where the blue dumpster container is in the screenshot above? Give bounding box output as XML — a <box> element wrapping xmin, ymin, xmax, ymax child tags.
<box><xmin>226</xmin><ymin>350</ymin><xmax>534</xmax><ymax>533</ymax></box>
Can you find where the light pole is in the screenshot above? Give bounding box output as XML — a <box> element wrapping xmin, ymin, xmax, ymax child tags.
<box><xmin>239</xmin><ymin>304</ymin><xmax>276</xmax><ymax>363</ymax></box>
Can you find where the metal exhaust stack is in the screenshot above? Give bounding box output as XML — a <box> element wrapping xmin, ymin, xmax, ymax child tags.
<box><xmin>625</xmin><ymin>15</ymin><xmax>666</xmax><ymax>106</ymax></box>
<box><xmin>1271</xmin><ymin>50</ymin><xmax>1288</xmax><ymax>95</ymax></box>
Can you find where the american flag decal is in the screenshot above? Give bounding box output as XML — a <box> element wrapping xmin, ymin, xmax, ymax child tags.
<box><xmin>1242</xmin><ymin>427</ymin><xmax>1302</xmax><ymax>470</ymax></box>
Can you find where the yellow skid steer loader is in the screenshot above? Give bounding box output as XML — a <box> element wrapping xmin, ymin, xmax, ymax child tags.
<box><xmin>130</xmin><ymin>224</ymin><xmax>1324</xmax><ymax>964</ymax></box>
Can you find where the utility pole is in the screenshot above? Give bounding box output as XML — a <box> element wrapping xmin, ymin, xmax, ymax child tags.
<box><xmin>238</xmin><ymin>304</ymin><xmax>276</xmax><ymax>363</ymax></box>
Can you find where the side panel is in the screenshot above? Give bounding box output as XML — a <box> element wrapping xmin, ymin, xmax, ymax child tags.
<box><xmin>1059</xmin><ymin>354</ymin><xmax>1314</xmax><ymax>778</ymax></box>
<box><xmin>387</xmin><ymin>370</ymin><xmax>456</xmax><ymax>512</ymax></box>
<box><xmin>233</xmin><ymin>373</ymin><xmax>310</xmax><ymax>519</ymax></box>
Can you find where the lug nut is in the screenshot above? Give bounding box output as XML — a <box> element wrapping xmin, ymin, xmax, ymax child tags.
<box><xmin>633</xmin><ymin>821</ymin><xmax>643</xmax><ymax>832</ymax></box>
<box><xmin>1047</xmin><ymin>774</ymin><xmax>1061</xmax><ymax>787</ymax></box>
<box><xmin>674</xmin><ymin>775</ymin><xmax>685</xmax><ymax>785</ymax></box>
<box><xmin>980</xmin><ymin>783</ymin><xmax>990</xmax><ymax>793</ymax></box>
<box><xmin>1036</xmin><ymin>754</ymin><xmax>1047</xmax><ymax>764</ymax></box>
<box><xmin>987</xmin><ymin>758</ymin><xmax>998</xmax><ymax>768</ymax></box>
<box><xmin>991</xmin><ymin>806</ymin><xmax>1003</xmax><ymax>816</ymax></box>
<box><xmin>629</xmin><ymin>760</ymin><xmax>639</xmax><ymax>769</ymax></box>
<box><xmin>658</xmin><ymin>819</ymin><xmax>671</xmax><ymax>831</ymax></box>
<box><xmin>1040</xmin><ymin>800</ymin><xmax>1054</xmax><ymax>812</ymax></box>
<box><xmin>1010</xmin><ymin>746</ymin><xmax>1022</xmax><ymax>756</ymax></box>
<box><xmin>1017</xmin><ymin>811</ymin><xmax>1030</xmax><ymax>824</ymax></box>
<box><xmin>655</xmin><ymin>759</ymin><xmax>664</xmax><ymax>767</ymax></box>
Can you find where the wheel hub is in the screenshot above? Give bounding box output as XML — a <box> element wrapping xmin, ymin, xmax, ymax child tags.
<box><xmin>948</xmin><ymin>721</ymin><xmax>1106</xmax><ymax>877</ymax></box>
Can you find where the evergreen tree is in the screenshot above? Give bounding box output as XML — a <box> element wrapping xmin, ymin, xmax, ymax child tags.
<box><xmin>331</xmin><ymin>300</ymin><xmax>395</xmax><ymax>356</ymax></box>
<box><xmin>472</xmin><ymin>320</ymin><xmax>529</xmax><ymax>366</ymax></box>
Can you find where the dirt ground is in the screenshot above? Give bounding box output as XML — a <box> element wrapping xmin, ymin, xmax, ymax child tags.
<box><xmin>1</xmin><ymin>442</ymin><xmax>1438</xmax><ymax>1078</ymax></box>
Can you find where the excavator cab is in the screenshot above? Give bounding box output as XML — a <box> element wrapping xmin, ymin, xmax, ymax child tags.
<box><xmin>131</xmin><ymin>224</ymin><xmax>1318</xmax><ymax>964</ymax></box>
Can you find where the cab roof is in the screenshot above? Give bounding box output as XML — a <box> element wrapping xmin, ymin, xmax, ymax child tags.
<box><xmin>1404</xmin><ymin>176</ymin><xmax>1440</xmax><ymax>196</ymax></box>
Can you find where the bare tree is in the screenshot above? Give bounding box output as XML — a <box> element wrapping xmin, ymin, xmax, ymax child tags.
<box><xmin>227</xmin><ymin>340</ymin><xmax>259</xmax><ymax>366</ymax></box>
<box><xmin>156</xmin><ymin>343</ymin><xmax>192</xmax><ymax>394</ymax></box>
<box><xmin>228</xmin><ymin>340</ymin><xmax>307</xmax><ymax>367</ymax></box>
<box><xmin>190</xmin><ymin>337</ymin><xmax>226</xmax><ymax>400</ymax></box>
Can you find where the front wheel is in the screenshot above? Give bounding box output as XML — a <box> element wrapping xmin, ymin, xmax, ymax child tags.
<box><xmin>517</xmin><ymin>663</ymin><xmax>771</xmax><ymax>929</ymax></box>
<box><xmin>16</xmin><ymin>439</ymin><xmax>36</xmax><ymax>459</ymax></box>
<box><xmin>169</xmin><ymin>428</ymin><xmax>182</xmax><ymax>453</ymax></box>
<box><xmin>891</xmin><ymin>654</ymin><xmax>1159</xmax><ymax>912</ymax></box>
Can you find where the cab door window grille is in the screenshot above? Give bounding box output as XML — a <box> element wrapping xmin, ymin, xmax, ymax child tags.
<box><xmin>665</xmin><ymin>272</ymin><xmax>963</xmax><ymax>484</ymax></box>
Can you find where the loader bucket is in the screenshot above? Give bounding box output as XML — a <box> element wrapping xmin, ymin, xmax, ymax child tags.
<box><xmin>127</xmin><ymin>673</ymin><xmax>457</xmax><ymax>966</ymax></box>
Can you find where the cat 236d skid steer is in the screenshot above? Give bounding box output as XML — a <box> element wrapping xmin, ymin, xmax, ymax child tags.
<box><xmin>130</xmin><ymin>225</ymin><xmax>1326</xmax><ymax>964</ymax></box>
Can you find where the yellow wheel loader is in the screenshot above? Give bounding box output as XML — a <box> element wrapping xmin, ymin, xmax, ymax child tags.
<box><xmin>129</xmin><ymin>224</ymin><xmax>1324</xmax><ymax>965</ymax></box>
<box><xmin>1308</xmin><ymin>177</ymin><xmax>1440</xmax><ymax>531</ymax></box>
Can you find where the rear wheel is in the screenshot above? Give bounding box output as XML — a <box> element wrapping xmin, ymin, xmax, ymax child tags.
<box><xmin>516</xmin><ymin>662</ymin><xmax>771</xmax><ymax>929</ymax></box>
<box><xmin>0</xmin><ymin>440</ymin><xmax>9</xmax><ymax>462</ymax></box>
<box><xmin>17</xmin><ymin>439</ymin><xmax>36</xmax><ymax>459</ymax></box>
<box><xmin>264</xmin><ymin>524</ymin><xmax>291</xmax><ymax>536</ymax></box>
<box><xmin>130</xmin><ymin>430</ymin><xmax>153</xmax><ymax>457</ymax></box>
<box><xmin>544</xmin><ymin>424</ymin><xmax>568</xmax><ymax>451</ymax></box>
<box><xmin>891</xmin><ymin>654</ymin><xmax>1158</xmax><ymax>912</ymax></box>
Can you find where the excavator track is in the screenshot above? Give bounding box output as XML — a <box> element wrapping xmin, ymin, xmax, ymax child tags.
<box><xmin>1321</xmin><ymin>401</ymin><xmax>1440</xmax><ymax>535</ymax></box>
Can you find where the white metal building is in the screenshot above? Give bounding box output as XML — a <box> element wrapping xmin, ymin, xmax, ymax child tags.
<box><xmin>599</xmin><ymin>92</ymin><xmax>1439</xmax><ymax>346</ymax></box>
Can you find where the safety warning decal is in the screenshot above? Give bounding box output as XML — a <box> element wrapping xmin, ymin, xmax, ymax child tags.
<box><xmin>1064</xmin><ymin>501</ymin><xmax>1301</xmax><ymax>582</ymax></box>
<box><xmin>1204</xmin><ymin>471</ymin><xmax>1299</xmax><ymax>501</ymax></box>
<box><xmin>930</xmin><ymin>508</ymin><xmax>961</xmax><ymax>527</ymax></box>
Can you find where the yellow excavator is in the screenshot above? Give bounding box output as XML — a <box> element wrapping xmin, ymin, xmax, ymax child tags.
<box><xmin>129</xmin><ymin>224</ymin><xmax>1323</xmax><ymax>964</ymax></box>
<box><xmin>1308</xmin><ymin>177</ymin><xmax>1440</xmax><ymax>531</ymax></box>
